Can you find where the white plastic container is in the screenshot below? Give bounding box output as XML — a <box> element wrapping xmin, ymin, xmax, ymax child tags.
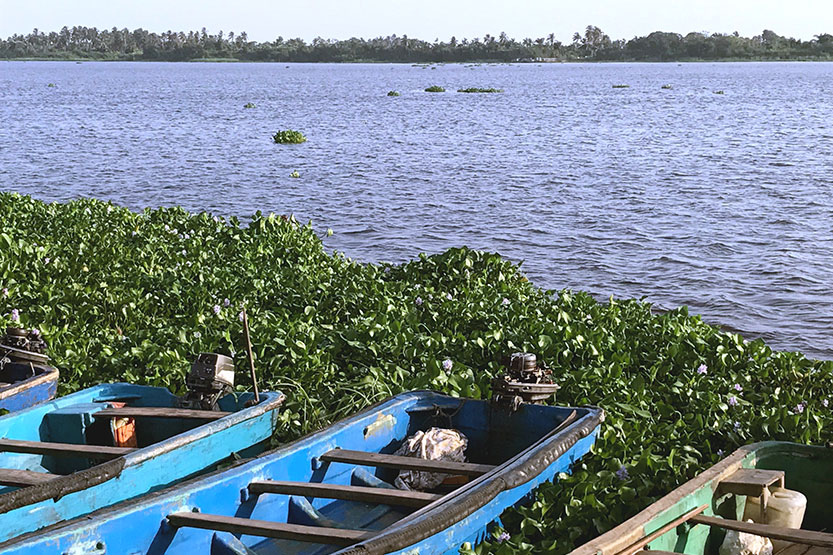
<box><xmin>743</xmin><ymin>487</ymin><xmax>807</xmax><ymax>553</ymax></box>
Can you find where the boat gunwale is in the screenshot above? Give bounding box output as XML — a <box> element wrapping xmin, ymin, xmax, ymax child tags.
<box><xmin>0</xmin><ymin>384</ymin><xmax>285</xmax><ymax>515</ymax></box>
<box><xmin>0</xmin><ymin>366</ymin><xmax>59</xmax><ymax>401</ymax></box>
<box><xmin>567</xmin><ymin>441</ymin><xmax>818</xmax><ymax>555</ymax></box>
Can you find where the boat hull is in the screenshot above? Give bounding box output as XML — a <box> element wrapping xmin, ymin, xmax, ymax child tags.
<box><xmin>0</xmin><ymin>383</ymin><xmax>284</xmax><ymax>543</ymax></box>
<box><xmin>1</xmin><ymin>391</ymin><xmax>601</xmax><ymax>554</ymax></box>
<box><xmin>0</xmin><ymin>366</ymin><xmax>58</xmax><ymax>413</ymax></box>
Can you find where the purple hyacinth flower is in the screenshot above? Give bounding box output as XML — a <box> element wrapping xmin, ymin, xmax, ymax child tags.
<box><xmin>824</xmin><ymin>399</ymin><xmax>829</xmax><ymax>408</ymax></box>
<box><xmin>728</xmin><ymin>396</ymin><xmax>738</xmax><ymax>407</ymax></box>
<box><xmin>238</xmin><ymin>310</ymin><xmax>245</xmax><ymax>322</ymax></box>
<box><xmin>213</xmin><ymin>305</ymin><xmax>221</xmax><ymax>315</ymax></box>
<box><xmin>1</xmin><ymin>288</ymin><xmax>7</xmax><ymax>297</ymax></box>
<box><xmin>733</xmin><ymin>383</ymin><xmax>743</xmax><ymax>392</ymax></box>
<box><xmin>223</xmin><ymin>298</ymin><xmax>231</xmax><ymax>307</ymax></box>
<box><xmin>502</xmin><ymin>298</ymin><xmax>510</xmax><ymax>306</ymax></box>
<box><xmin>697</xmin><ymin>364</ymin><xmax>707</xmax><ymax>375</ymax></box>
<box><xmin>616</xmin><ymin>465</ymin><xmax>629</xmax><ymax>480</ymax></box>
<box><xmin>10</xmin><ymin>308</ymin><xmax>20</xmax><ymax>322</ymax></box>
<box><xmin>442</xmin><ymin>359</ymin><xmax>453</xmax><ymax>371</ymax></box>
<box><xmin>497</xmin><ymin>531</ymin><xmax>510</xmax><ymax>543</ymax></box>
<box><xmin>415</xmin><ymin>296</ymin><xmax>423</xmax><ymax>306</ymax></box>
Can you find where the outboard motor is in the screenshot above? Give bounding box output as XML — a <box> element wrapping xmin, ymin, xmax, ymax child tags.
<box><xmin>491</xmin><ymin>353</ymin><xmax>560</xmax><ymax>411</ymax></box>
<box><xmin>178</xmin><ymin>353</ymin><xmax>235</xmax><ymax>411</ymax></box>
<box><xmin>0</xmin><ymin>327</ymin><xmax>52</xmax><ymax>382</ymax></box>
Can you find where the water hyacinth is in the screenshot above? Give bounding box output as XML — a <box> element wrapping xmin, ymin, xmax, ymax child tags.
<box><xmin>213</xmin><ymin>305</ymin><xmax>222</xmax><ymax>316</ymax></box>
<box><xmin>697</xmin><ymin>364</ymin><xmax>707</xmax><ymax>374</ymax></box>
<box><xmin>615</xmin><ymin>465</ymin><xmax>629</xmax><ymax>480</ymax></box>
<box><xmin>272</xmin><ymin>130</ymin><xmax>307</xmax><ymax>144</ymax></box>
<box><xmin>824</xmin><ymin>399</ymin><xmax>829</xmax><ymax>408</ymax></box>
<box><xmin>733</xmin><ymin>383</ymin><xmax>743</xmax><ymax>392</ymax></box>
<box><xmin>728</xmin><ymin>395</ymin><xmax>738</xmax><ymax>407</ymax></box>
<box><xmin>1</xmin><ymin>288</ymin><xmax>7</xmax><ymax>297</ymax></box>
<box><xmin>442</xmin><ymin>359</ymin><xmax>453</xmax><ymax>371</ymax></box>
<box><xmin>223</xmin><ymin>298</ymin><xmax>231</xmax><ymax>307</ymax></box>
<box><xmin>3</xmin><ymin>195</ymin><xmax>833</xmax><ymax>555</ymax></box>
<box><xmin>10</xmin><ymin>308</ymin><xmax>19</xmax><ymax>322</ymax></box>
<box><xmin>497</xmin><ymin>531</ymin><xmax>510</xmax><ymax>543</ymax></box>
<box><xmin>415</xmin><ymin>296</ymin><xmax>423</xmax><ymax>306</ymax></box>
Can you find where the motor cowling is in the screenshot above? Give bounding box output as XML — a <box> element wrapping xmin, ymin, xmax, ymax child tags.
<box><xmin>178</xmin><ymin>353</ymin><xmax>235</xmax><ymax>411</ymax></box>
<box><xmin>0</xmin><ymin>327</ymin><xmax>52</xmax><ymax>381</ymax></box>
<box><xmin>491</xmin><ymin>353</ymin><xmax>560</xmax><ymax>411</ymax></box>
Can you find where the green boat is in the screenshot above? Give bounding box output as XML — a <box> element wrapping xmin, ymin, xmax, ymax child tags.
<box><xmin>572</xmin><ymin>442</ymin><xmax>833</xmax><ymax>555</ymax></box>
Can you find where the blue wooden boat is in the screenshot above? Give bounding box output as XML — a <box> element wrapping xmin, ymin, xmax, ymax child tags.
<box><xmin>0</xmin><ymin>327</ymin><xmax>59</xmax><ymax>412</ymax></box>
<box><xmin>0</xmin><ymin>369</ymin><xmax>284</xmax><ymax>543</ymax></box>
<box><xmin>0</xmin><ymin>390</ymin><xmax>602</xmax><ymax>554</ymax></box>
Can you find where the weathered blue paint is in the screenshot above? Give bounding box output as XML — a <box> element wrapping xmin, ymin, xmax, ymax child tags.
<box><xmin>2</xmin><ymin>391</ymin><xmax>601</xmax><ymax>554</ymax></box>
<box><xmin>0</xmin><ymin>366</ymin><xmax>59</xmax><ymax>413</ymax></box>
<box><xmin>0</xmin><ymin>383</ymin><xmax>284</xmax><ymax>543</ymax></box>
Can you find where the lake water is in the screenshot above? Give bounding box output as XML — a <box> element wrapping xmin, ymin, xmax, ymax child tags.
<box><xmin>1</xmin><ymin>61</ymin><xmax>832</xmax><ymax>359</ymax></box>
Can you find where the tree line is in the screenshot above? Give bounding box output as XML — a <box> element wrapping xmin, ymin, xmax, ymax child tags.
<box><xmin>2</xmin><ymin>25</ymin><xmax>832</xmax><ymax>62</ymax></box>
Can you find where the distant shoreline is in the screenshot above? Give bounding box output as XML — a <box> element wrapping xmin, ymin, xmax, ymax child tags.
<box><xmin>4</xmin><ymin>57</ymin><xmax>833</xmax><ymax>63</ymax></box>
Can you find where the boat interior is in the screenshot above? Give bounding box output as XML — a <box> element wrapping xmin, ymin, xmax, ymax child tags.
<box><xmin>157</xmin><ymin>395</ymin><xmax>587</xmax><ymax>555</ymax></box>
<box><xmin>0</xmin><ymin>361</ymin><xmax>53</xmax><ymax>389</ymax></box>
<box><xmin>0</xmin><ymin>384</ymin><xmax>253</xmax><ymax>493</ymax></box>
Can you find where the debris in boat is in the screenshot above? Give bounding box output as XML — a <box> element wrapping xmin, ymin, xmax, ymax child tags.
<box><xmin>393</xmin><ymin>427</ymin><xmax>468</xmax><ymax>491</ymax></box>
<box><xmin>718</xmin><ymin>520</ymin><xmax>772</xmax><ymax>555</ymax></box>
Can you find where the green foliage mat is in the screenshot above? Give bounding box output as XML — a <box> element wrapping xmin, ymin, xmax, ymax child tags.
<box><xmin>1</xmin><ymin>194</ymin><xmax>830</xmax><ymax>553</ymax></box>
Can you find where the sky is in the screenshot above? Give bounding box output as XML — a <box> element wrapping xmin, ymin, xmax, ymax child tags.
<box><xmin>1</xmin><ymin>0</ymin><xmax>830</xmax><ymax>43</ymax></box>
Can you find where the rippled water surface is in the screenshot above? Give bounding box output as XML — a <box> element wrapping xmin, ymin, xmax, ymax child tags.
<box><xmin>1</xmin><ymin>61</ymin><xmax>832</xmax><ymax>359</ymax></box>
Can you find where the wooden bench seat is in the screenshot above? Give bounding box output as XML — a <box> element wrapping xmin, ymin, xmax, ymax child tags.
<box><xmin>167</xmin><ymin>512</ymin><xmax>375</xmax><ymax>546</ymax></box>
<box><xmin>248</xmin><ymin>480</ymin><xmax>441</xmax><ymax>508</ymax></box>
<box><xmin>0</xmin><ymin>438</ymin><xmax>135</xmax><ymax>459</ymax></box>
<box><xmin>320</xmin><ymin>449</ymin><xmax>495</xmax><ymax>477</ymax></box>
<box><xmin>92</xmin><ymin>407</ymin><xmax>231</xmax><ymax>420</ymax></box>
<box><xmin>0</xmin><ymin>468</ymin><xmax>57</xmax><ymax>487</ymax></box>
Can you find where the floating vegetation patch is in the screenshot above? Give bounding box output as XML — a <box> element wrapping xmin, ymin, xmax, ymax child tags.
<box><xmin>47</xmin><ymin>83</ymin><xmax>56</xmax><ymax>88</ymax></box>
<box><xmin>713</xmin><ymin>90</ymin><xmax>725</xmax><ymax>95</ymax></box>
<box><xmin>424</xmin><ymin>85</ymin><xmax>446</xmax><ymax>93</ymax></box>
<box><xmin>272</xmin><ymin>130</ymin><xmax>307</xmax><ymax>144</ymax></box>
<box><xmin>289</xmin><ymin>170</ymin><xmax>300</xmax><ymax>178</ymax></box>
<box><xmin>386</xmin><ymin>91</ymin><xmax>400</xmax><ymax>97</ymax></box>
<box><xmin>612</xmin><ymin>84</ymin><xmax>630</xmax><ymax>89</ymax></box>
<box><xmin>661</xmin><ymin>84</ymin><xmax>673</xmax><ymax>90</ymax></box>
<box><xmin>457</xmin><ymin>88</ymin><xmax>504</xmax><ymax>93</ymax></box>
<box><xmin>243</xmin><ymin>102</ymin><xmax>256</xmax><ymax>109</ymax></box>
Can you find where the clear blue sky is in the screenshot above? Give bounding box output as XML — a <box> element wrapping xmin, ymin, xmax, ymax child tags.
<box><xmin>2</xmin><ymin>0</ymin><xmax>830</xmax><ymax>42</ymax></box>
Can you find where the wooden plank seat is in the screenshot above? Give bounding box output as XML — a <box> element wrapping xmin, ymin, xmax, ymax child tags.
<box><xmin>248</xmin><ymin>480</ymin><xmax>442</xmax><ymax>509</ymax></box>
<box><xmin>319</xmin><ymin>449</ymin><xmax>495</xmax><ymax>477</ymax></box>
<box><xmin>717</xmin><ymin>468</ymin><xmax>786</xmax><ymax>519</ymax></box>
<box><xmin>92</xmin><ymin>407</ymin><xmax>231</xmax><ymax>420</ymax></box>
<box><xmin>0</xmin><ymin>468</ymin><xmax>57</xmax><ymax>487</ymax></box>
<box><xmin>0</xmin><ymin>438</ymin><xmax>135</xmax><ymax>459</ymax></box>
<box><xmin>690</xmin><ymin>515</ymin><xmax>833</xmax><ymax>548</ymax></box>
<box><xmin>167</xmin><ymin>512</ymin><xmax>376</xmax><ymax>546</ymax></box>
<box><xmin>718</xmin><ymin>468</ymin><xmax>785</xmax><ymax>497</ymax></box>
